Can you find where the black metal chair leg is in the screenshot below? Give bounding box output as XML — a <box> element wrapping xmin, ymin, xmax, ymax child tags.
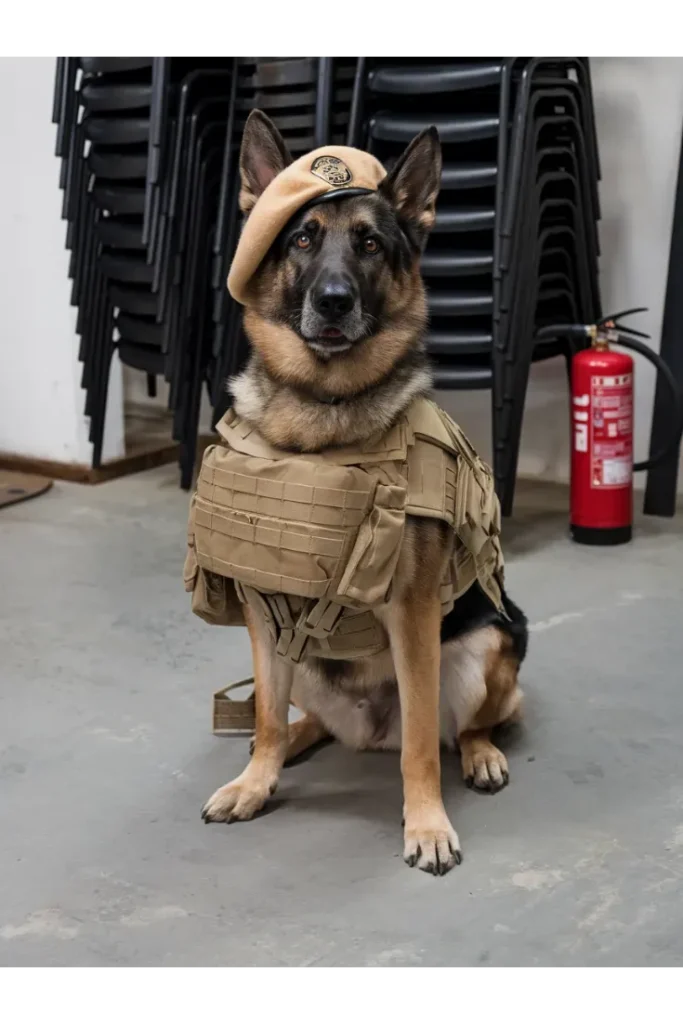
<box><xmin>644</xmin><ymin>122</ymin><xmax>683</xmax><ymax>516</ymax></box>
<box><xmin>314</xmin><ymin>58</ymin><xmax>334</xmax><ymax>147</ymax></box>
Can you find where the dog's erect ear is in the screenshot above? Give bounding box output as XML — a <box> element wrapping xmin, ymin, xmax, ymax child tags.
<box><xmin>239</xmin><ymin>110</ymin><xmax>293</xmax><ymax>214</ymax></box>
<box><xmin>379</xmin><ymin>126</ymin><xmax>442</xmax><ymax>247</ymax></box>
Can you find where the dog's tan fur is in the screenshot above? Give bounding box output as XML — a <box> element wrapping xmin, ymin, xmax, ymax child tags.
<box><xmin>202</xmin><ymin>112</ymin><xmax>523</xmax><ymax>874</ymax></box>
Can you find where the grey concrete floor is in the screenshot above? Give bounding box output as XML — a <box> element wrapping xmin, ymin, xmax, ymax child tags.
<box><xmin>2</xmin><ymin>467</ymin><xmax>683</xmax><ymax>966</ymax></box>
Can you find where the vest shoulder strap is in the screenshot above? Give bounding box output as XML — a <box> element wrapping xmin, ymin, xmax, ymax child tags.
<box><xmin>405</xmin><ymin>397</ymin><xmax>486</xmax><ymax>469</ymax></box>
<box><xmin>215</xmin><ymin>409</ymin><xmax>286</xmax><ymax>460</ymax></box>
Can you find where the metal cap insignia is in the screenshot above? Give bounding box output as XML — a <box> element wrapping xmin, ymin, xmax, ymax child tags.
<box><xmin>310</xmin><ymin>155</ymin><xmax>353</xmax><ymax>186</ymax></box>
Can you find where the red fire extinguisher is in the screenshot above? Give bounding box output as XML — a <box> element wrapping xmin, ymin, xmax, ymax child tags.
<box><xmin>570</xmin><ymin>327</ymin><xmax>635</xmax><ymax>544</ymax></box>
<box><xmin>538</xmin><ymin>308</ymin><xmax>683</xmax><ymax>545</ymax></box>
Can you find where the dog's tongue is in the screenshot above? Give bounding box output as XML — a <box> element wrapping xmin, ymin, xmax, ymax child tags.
<box><xmin>320</xmin><ymin>327</ymin><xmax>343</xmax><ymax>339</ymax></box>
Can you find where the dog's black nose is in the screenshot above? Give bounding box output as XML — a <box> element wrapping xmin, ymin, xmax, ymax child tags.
<box><xmin>313</xmin><ymin>281</ymin><xmax>355</xmax><ymax>320</ymax></box>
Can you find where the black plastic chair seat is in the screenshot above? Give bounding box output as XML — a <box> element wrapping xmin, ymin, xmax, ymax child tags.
<box><xmin>238</xmin><ymin>58</ymin><xmax>318</xmax><ymax>89</ymax></box>
<box><xmin>441</xmin><ymin>163</ymin><xmax>497</xmax><ymax>190</ymax></box>
<box><xmin>256</xmin><ymin>110</ymin><xmax>347</xmax><ymax>133</ymax></box>
<box><xmin>285</xmin><ymin>132</ymin><xmax>347</xmax><ymax>154</ymax></box>
<box><xmin>100</xmin><ymin>252</ymin><xmax>153</xmax><ymax>283</ymax></box>
<box><xmin>87</xmin><ymin>147</ymin><xmax>148</xmax><ymax>179</ymax></box>
<box><xmin>110</xmin><ymin>284</ymin><xmax>160</xmax><ymax>317</ymax></box>
<box><xmin>369</xmin><ymin>112</ymin><xmax>499</xmax><ymax>144</ymax></box>
<box><xmin>82</xmin><ymin>114</ymin><xmax>150</xmax><ymax>145</ymax></box>
<box><xmin>81</xmin><ymin>81</ymin><xmax>153</xmax><ymax>112</ymax></box>
<box><xmin>237</xmin><ymin>57</ymin><xmax>355</xmax><ymax>89</ymax></box>
<box><xmin>116</xmin><ymin>313</ymin><xmax>164</xmax><ymax>347</ymax></box>
<box><xmin>428</xmin><ymin>291</ymin><xmax>493</xmax><ymax>316</ymax></box>
<box><xmin>92</xmin><ymin>184</ymin><xmax>146</xmax><ymax>216</ymax></box>
<box><xmin>116</xmin><ymin>341</ymin><xmax>165</xmax><ymax>375</ymax></box>
<box><xmin>432</xmin><ymin>362</ymin><xmax>492</xmax><ymax>390</ymax></box>
<box><xmin>422</xmin><ymin>250</ymin><xmax>493</xmax><ymax>276</ymax></box>
<box><xmin>80</xmin><ymin>58</ymin><xmax>152</xmax><ymax>75</ymax></box>
<box><xmin>237</xmin><ymin>85</ymin><xmax>353</xmax><ymax>112</ymax></box>
<box><xmin>427</xmin><ymin>329</ymin><xmax>493</xmax><ymax>355</ymax></box>
<box><xmin>96</xmin><ymin>219</ymin><xmax>145</xmax><ymax>249</ymax></box>
<box><xmin>236</xmin><ymin>87</ymin><xmax>319</xmax><ymax>111</ymax></box>
<box><xmin>368</xmin><ymin>62</ymin><xmax>504</xmax><ymax>95</ymax></box>
<box><xmin>433</xmin><ymin>207</ymin><xmax>495</xmax><ymax>233</ymax></box>
<box><xmin>237</xmin><ymin>55</ymin><xmax>307</xmax><ymax>61</ymax></box>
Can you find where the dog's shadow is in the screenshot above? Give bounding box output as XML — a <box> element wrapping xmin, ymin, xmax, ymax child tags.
<box><xmin>261</xmin><ymin>719</ymin><xmax>530</xmax><ymax>825</ymax></box>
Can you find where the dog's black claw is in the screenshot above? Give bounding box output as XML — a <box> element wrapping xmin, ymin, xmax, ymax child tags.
<box><xmin>465</xmin><ymin>776</ymin><xmax>474</xmax><ymax>789</ymax></box>
<box><xmin>454</xmin><ymin>849</ymin><xmax>462</xmax><ymax>865</ymax></box>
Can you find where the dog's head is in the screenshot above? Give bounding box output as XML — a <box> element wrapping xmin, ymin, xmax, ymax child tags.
<box><xmin>235</xmin><ymin>111</ymin><xmax>441</xmax><ymax>394</ymax></box>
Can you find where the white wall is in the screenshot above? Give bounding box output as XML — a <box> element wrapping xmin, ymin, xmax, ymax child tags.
<box><xmin>439</xmin><ymin>57</ymin><xmax>683</xmax><ymax>494</ymax></box>
<box><xmin>0</xmin><ymin>57</ymin><xmax>124</xmax><ymax>464</ymax></box>
<box><xmin>1</xmin><ymin>57</ymin><xmax>682</xmax><ymax>491</ymax></box>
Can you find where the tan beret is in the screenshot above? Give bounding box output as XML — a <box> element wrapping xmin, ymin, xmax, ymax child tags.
<box><xmin>227</xmin><ymin>145</ymin><xmax>387</xmax><ymax>305</ymax></box>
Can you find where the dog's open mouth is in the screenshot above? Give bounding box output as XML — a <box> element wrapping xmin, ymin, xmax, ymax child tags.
<box><xmin>307</xmin><ymin>327</ymin><xmax>353</xmax><ymax>356</ymax></box>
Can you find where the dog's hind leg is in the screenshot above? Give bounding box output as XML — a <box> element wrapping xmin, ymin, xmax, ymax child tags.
<box><xmin>284</xmin><ymin>714</ymin><xmax>330</xmax><ymax>763</ymax></box>
<box><xmin>251</xmin><ymin>713</ymin><xmax>331</xmax><ymax>762</ymax></box>
<box><xmin>441</xmin><ymin>626</ymin><xmax>522</xmax><ymax>794</ymax></box>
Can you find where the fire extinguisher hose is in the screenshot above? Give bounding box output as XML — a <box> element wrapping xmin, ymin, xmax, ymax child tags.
<box><xmin>535</xmin><ymin>322</ymin><xmax>683</xmax><ymax>472</ymax></box>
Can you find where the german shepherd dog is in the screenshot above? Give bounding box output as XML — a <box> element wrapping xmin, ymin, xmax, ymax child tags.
<box><xmin>202</xmin><ymin>111</ymin><xmax>528</xmax><ymax>875</ymax></box>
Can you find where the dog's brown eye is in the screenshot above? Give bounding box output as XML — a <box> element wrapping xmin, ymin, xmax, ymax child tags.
<box><xmin>295</xmin><ymin>233</ymin><xmax>311</xmax><ymax>250</ymax></box>
<box><xmin>363</xmin><ymin>237</ymin><xmax>380</xmax><ymax>254</ymax></box>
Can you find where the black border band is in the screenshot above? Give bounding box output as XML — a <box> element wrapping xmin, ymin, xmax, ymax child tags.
<box><xmin>570</xmin><ymin>524</ymin><xmax>632</xmax><ymax>546</ymax></box>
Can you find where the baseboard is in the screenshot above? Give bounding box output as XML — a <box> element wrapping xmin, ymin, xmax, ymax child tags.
<box><xmin>0</xmin><ymin>440</ymin><xmax>181</xmax><ymax>485</ymax></box>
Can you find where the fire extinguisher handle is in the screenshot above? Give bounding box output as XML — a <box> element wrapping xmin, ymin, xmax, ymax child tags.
<box><xmin>535</xmin><ymin>323</ymin><xmax>591</xmax><ymax>341</ymax></box>
<box><xmin>535</xmin><ymin>320</ymin><xmax>683</xmax><ymax>473</ymax></box>
<box><xmin>609</xmin><ymin>333</ymin><xmax>683</xmax><ymax>472</ymax></box>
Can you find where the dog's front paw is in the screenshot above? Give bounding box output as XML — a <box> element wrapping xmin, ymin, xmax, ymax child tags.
<box><xmin>403</xmin><ymin>811</ymin><xmax>461</xmax><ymax>875</ymax></box>
<box><xmin>201</xmin><ymin>771</ymin><xmax>277</xmax><ymax>824</ymax></box>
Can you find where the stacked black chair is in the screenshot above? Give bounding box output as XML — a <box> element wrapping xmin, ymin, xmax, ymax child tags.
<box><xmin>54</xmin><ymin>57</ymin><xmax>601</xmax><ymax>508</ymax></box>
<box><xmin>54</xmin><ymin>58</ymin><xmax>158</xmax><ymax>471</ymax></box>
<box><xmin>348</xmin><ymin>58</ymin><xmax>601</xmax><ymax>513</ymax></box>
<box><xmin>54</xmin><ymin>59</ymin><xmax>248</xmax><ymax>486</ymax></box>
<box><xmin>53</xmin><ymin>57</ymin><xmax>342</xmax><ymax>488</ymax></box>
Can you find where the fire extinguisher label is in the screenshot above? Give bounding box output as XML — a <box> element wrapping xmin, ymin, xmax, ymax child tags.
<box><xmin>590</xmin><ymin>373</ymin><xmax>633</xmax><ymax>488</ymax></box>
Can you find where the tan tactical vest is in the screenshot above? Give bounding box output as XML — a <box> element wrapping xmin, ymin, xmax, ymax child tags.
<box><xmin>184</xmin><ymin>397</ymin><xmax>505</xmax><ymax>663</ymax></box>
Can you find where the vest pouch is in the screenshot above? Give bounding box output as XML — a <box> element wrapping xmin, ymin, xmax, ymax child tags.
<box><xmin>335</xmin><ymin>483</ymin><xmax>406</xmax><ymax>607</ymax></box>
<box><xmin>185</xmin><ymin>534</ymin><xmax>244</xmax><ymax>627</ymax></box>
<box><xmin>454</xmin><ymin>460</ymin><xmax>490</xmax><ymax>556</ymax></box>
<box><xmin>185</xmin><ymin>492</ymin><xmax>244</xmax><ymax>626</ymax></box>
<box><xmin>192</xmin><ymin>566</ymin><xmax>244</xmax><ymax>626</ymax></box>
<box><xmin>193</xmin><ymin>498</ymin><xmax>353</xmax><ymax>601</ymax></box>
